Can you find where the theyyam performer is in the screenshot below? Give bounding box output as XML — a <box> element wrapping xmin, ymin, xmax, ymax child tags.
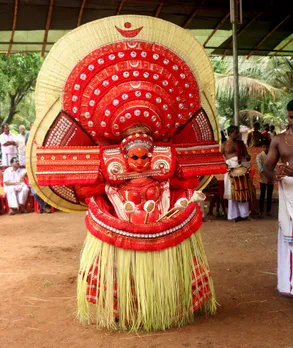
<box><xmin>26</xmin><ymin>15</ymin><xmax>226</xmax><ymax>331</ymax></box>
<box><xmin>264</xmin><ymin>100</ymin><xmax>293</xmax><ymax>297</ymax></box>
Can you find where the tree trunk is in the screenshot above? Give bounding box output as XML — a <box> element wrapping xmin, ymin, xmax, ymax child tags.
<box><xmin>1</xmin><ymin>94</ymin><xmax>18</xmax><ymax>125</ymax></box>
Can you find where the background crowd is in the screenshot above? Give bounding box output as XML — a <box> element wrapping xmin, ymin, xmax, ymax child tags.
<box><xmin>0</xmin><ymin>123</ymin><xmax>51</xmax><ymax>215</ymax></box>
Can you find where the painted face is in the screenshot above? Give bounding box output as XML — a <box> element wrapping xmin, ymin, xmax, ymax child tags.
<box><xmin>127</xmin><ymin>147</ymin><xmax>151</xmax><ymax>173</ymax></box>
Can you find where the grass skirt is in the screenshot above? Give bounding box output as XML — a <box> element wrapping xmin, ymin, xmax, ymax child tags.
<box><xmin>77</xmin><ymin>230</ymin><xmax>216</xmax><ymax>331</ymax></box>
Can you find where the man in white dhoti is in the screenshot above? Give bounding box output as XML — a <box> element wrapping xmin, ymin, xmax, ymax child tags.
<box><xmin>0</xmin><ymin>124</ymin><xmax>17</xmax><ymax>166</ymax></box>
<box><xmin>3</xmin><ymin>157</ymin><xmax>29</xmax><ymax>215</ymax></box>
<box><xmin>15</xmin><ymin>125</ymin><xmax>27</xmax><ymax>166</ymax></box>
<box><xmin>221</xmin><ymin>125</ymin><xmax>252</xmax><ymax>222</ymax></box>
<box><xmin>264</xmin><ymin>100</ymin><xmax>293</xmax><ymax>296</ymax></box>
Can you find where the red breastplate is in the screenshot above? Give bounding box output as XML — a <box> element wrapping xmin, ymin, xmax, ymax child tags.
<box><xmin>118</xmin><ymin>178</ymin><xmax>165</xmax><ymax>223</ymax></box>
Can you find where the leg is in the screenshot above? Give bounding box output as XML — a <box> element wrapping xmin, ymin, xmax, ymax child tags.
<box><xmin>198</xmin><ymin>200</ymin><xmax>211</xmax><ymax>222</ymax></box>
<box><xmin>5</xmin><ymin>186</ymin><xmax>19</xmax><ymax>209</ymax></box>
<box><xmin>227</xmin><ymin>200</ymin><xmax>240</xmax><ymax>221</ymax></box>
<box><xmin>259</xmin><ymin>183</ymin><xmax>266</xmax><ymax>217</ymax></box>
<box><xmin>18</xmin><ymin>185</ymin><xmax>30</xmax><ymax>212</ymax></box>
<box><xmin>238</xmin><ymin>202</ymin><xmax>250</xmax><ymax>219</ymax></box>
<box><xmin>266</xmin><ymin>184</ymin><xmax>274</xmax><ymax>215</ymax></box>
<box><xmin>33</xmin><ymin>193</ymin><xmax>45</xmax><ymax>209</ymax></box>
<box><xmin>277</xmin><ymin>230</ymin><xmax>293</xmax><ymax>296</ymax></box>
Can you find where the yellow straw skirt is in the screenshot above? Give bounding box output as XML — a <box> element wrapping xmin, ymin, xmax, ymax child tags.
<box><xmin>77</xmin><ymin>230</ymin><xmax>216</xmax><ymax>331</ymax></box>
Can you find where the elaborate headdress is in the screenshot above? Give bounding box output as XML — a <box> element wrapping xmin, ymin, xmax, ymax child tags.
<box><xmin>27</xmin><ymin>15</ymin><xmax>225</xmax><ymax>212</ymax></box>
<box><xmin>121</xmin><ymin>133</ymin><xmax>153</xmax><ymax>156</ymax></box>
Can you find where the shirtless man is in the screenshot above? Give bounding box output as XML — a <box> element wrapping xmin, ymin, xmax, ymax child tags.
<box><xmin>221</xmin><ymin>125</ymin><xmax>252</xmax><ymax>222</ymax></box>
<box><xmin>264</xmin><ymin>100</ymin><xmax>293</xmax><ymax>296</ymax></box>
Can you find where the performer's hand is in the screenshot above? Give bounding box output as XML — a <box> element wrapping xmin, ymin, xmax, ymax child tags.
<box><xmin>277</xmin><ymin>163</ymin><xmax>293</xmax><ymax>178</ymax></box>
<box><xmin>275</xmin><ymin>175</ymin><xmax>284</xmax><ymax>182</ymax></box>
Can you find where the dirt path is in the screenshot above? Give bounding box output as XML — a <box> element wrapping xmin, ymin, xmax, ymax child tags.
<box><xmin>1</xmin><ymin>208</ymin><xmax>293</xmax><ymax>348</ymax></box>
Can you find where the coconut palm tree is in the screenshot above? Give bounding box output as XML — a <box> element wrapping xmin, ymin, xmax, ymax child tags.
<box><xmin>211</xmin><ymin>56</ymin><xmax>293</xmax><ymax>128</ymax></box>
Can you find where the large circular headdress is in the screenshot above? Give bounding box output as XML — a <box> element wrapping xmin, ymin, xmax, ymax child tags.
<box><xmin>27</xmin><ymin>15</ymin><xmax>219</xmax><ymax>212</ymax></box>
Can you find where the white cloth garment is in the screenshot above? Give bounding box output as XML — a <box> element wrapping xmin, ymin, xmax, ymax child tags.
<box><xmin>16</xmin><ymin>133</ymin><xmax>26</xmax><ymax>165</ymax></box>
<box><xmin>0</xmin><ymin>132</ymin><xmax>17</xmax><ymax>166</ymax></box>
<box><xmin>224</xmin><ymin>156</ymin><xmax>250</xmax><ymax>220</ymax></box>
<box><xmin>3</xmin><ymin>167</ymin><xmax>29</xmax><ymax>209</ymax></box>
<box><xmin>277</xmin><ymin>177</ymin><xmax>293</xmax><ymax>295</ymax></box>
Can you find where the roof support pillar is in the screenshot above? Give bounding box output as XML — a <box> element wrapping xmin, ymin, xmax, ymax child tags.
<box><xmin>230</xmin><ymin>0</ymin><xmax>241</xmax><ymax>126</ymax></box>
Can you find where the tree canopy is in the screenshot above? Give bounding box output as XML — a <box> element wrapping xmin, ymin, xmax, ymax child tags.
<box><xmin>0</xmin><ymin>53</ymin><xmax>292</xmax><ymax>133</ymax></box>
<box><xmin>211</xmin><ymin>56</ymin><xmax>293</xmax><ymax>130</ymax></box>
<box><xmin>0</xmin><ymin>53</ymin><xmax>43</xmax><ymax>130</ymax></box>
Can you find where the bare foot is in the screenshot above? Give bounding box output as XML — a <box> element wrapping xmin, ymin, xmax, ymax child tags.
<box><xmin>202</xmin><ymin>217</ymin><xmax>212</xmax><ymax>223</ymax></box>
<box><xmin>9</xmin><ymin>208</ymin><xmax>16</xmax><ymax>216</ymax></box>
<box><xmin>19</xmin><ymin>205</ymin><xmax>27</xmax><ymax>214</ymax></box>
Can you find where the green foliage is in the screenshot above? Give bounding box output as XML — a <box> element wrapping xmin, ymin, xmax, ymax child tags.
<box><xmin>211</xmin><ymin>56</ymin><xmax>293</xmax><ymax>129</ymax></box>
<box><xmin>0</xmin><ymin>53</ymin><xmax>43</xmax><ymax>126</ymax></box>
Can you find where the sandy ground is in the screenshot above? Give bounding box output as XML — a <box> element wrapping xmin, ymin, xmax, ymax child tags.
<box><xmin>1</xmin><ymin>204</ymin><xmax>293</xmax><ymax>348</ymax></box>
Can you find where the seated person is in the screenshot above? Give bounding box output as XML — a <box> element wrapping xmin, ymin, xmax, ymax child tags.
<box><xmin>3</xmin><ymin>157</ymin><xmax>29</xmax><ymax>215</ymax></box>
<box><xmin>31</xmin><ymin>188</ymin><xmax>51</xmax><ymax>213</ymax></box>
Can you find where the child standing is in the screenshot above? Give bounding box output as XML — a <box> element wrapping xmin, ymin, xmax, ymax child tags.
<box><xmin>256</xmin><ymin>141</ymin><xmax>274</xmax><ymax>217</ymax></box>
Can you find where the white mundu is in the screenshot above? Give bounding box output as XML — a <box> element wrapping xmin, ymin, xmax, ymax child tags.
<box><xmin>277</xmin><ymin>176</ymin><xmax>293</xmax><ymax>295</ymax></box>
<box><xmin>224</xmin><ymin>156</ymin><xmax>250</xmax><ymax>220</ymax></box>
<box><xmin>3</xmin><ymin>167</ymin><xmax>29</xmax><ymax>209</ymax></box>
<box><xmin>0</xmin><ymin>133</ymin><xmax>17</xmax><ymax>166</ymax></box>
<box><xmin>16</xmin><ymin>133</ymin><xmax>26</xmax><ymax>166</ymax></box>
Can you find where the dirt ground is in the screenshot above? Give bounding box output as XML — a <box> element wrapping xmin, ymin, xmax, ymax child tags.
<box><xmin>1</xmin><ymin>202</ymin><xmax>293</xmax><ymax>348</ymax></box>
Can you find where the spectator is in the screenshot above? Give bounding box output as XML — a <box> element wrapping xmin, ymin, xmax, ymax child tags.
<box><xmin>25</xmin><ymin>122</ymin><xmax>33</xmax><ymax>145</ymax></box>
<box><xmin>221</xmin><ymin>129</ymin><xmax>227</xmax><ymax>143</ymax></box>
<box><xmin>31</xmin><ymin>188</ymin><xmax>51</xmax><ymax>213</ymax></box>
<box><xmin>0</xmin><ymin>124</ymin><xmax>17</xmax><ymax>166</ymax></box>
<box><xmin>3</xmin><ymin>157</ymin><xmax>29</xmax><ymax>215</ymax></box>
<box><xmin>16</xmin><ymin>125</ymin><xmax>26</xmax><ymax>166</ymax></box>
<box><xmin>246</xmin><ymin>122</ymin><xmax>266</xmax><ymax>189</ymax></box>
<box><xmin>256</xmin><ymin>141</ymin><xmax>274</xmax><ymax>218</ymax></box>
<box><xmin>269</xmin><ymin>125</ymin><xmax>277</xmax><ymax>138</ymax></box>
<box><xmin>247</xmin><ymin>122</ymin><xmax>265</xmax><ymax>147</ymax></box>
<box><xmin>262</xmin><ymin>123</ymin><xmax>271</xmax><ymax>143</ymax></box>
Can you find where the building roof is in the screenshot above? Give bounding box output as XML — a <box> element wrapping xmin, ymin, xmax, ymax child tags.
<box><xmin>1</xmin><ymin>0</ymin><xmax>293</xmax><ymax>56</ymax></box>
